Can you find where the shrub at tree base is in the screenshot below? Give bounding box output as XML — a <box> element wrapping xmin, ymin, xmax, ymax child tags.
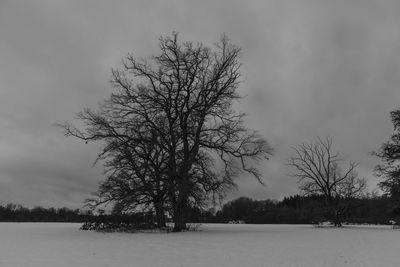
<box><xmin>79</xmin><ymin>212</ymin><xmax>202</xmax><ymax>232</ymax></box>
<box><xmin>80</xmin><ymin>221</ymin><xmax>202</xmax><ymax>233</ymax></box>
<box><xmin>79</xmin><ymin>221</ymin><xmax>171</xmax><ymax>233</ymax></box>
<box><xmin>79</xmin><ymin>213</ymin><xmax>162</xmax><ymax>232</ymax></box>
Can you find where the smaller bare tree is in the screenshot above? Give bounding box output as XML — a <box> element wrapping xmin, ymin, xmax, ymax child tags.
<box><xmin>287</xmin><ymin>137</ymin><xmax>366</xmax><ymax>226</ymax></box>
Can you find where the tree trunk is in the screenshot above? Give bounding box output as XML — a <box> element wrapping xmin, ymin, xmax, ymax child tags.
<box><xmin>172</xmin><ymin>198</ymin><xmax>187</xmax><ymax>232</ymax></box>
<box><xmin>325</xmin><ymin>196</ymin><xmax>342</xmax><ymax>227</ymax></box>
<box><xmin>172</xmin><ymin>210</ymin><xmax>186</xmax><ymax>232</ymax></box>
<box><xmin>154</xmin><ymin>201</ymin><xmax>166</xmax><ymax>228</ymax></box>
<box><xmin>328</xmin><ymin>198</ymin><xmax>342</xmax><ymax>227</ymax></box>
<box><xmin>334</xmin><ymin>209</ymin><xmax>342</xmax><ymax>227</ymax></box>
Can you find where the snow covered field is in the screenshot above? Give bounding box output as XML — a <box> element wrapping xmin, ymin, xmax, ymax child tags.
<box><xmin>0</xmin><ymin>223</ymin><xmax>399</xmax><ymax>267</ymax></box>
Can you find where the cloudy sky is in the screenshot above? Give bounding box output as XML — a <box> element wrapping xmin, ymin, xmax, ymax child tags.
<box><xmin>1</xmin><ymin>0</ymin><xmax>400</xmax><ymax>208</ymax></box>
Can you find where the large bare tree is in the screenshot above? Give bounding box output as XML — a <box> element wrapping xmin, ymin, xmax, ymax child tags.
<box><xmin>59</xmin><ymin>33</ymin><xmax>272</xmax><ymax>231</ymax></box>
<box><xmin>287</xmin><ymin>137</ymin><xmax>366</xmax><ymax>226</ymax></box>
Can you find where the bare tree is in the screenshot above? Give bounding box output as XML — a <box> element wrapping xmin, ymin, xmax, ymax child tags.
<box><xmin>287</xmin><ymin>137</ymin><xmax>365</xmax><ymax>226</ymax></box>
<box><xmin>59</xmin><ymin>33</ymin><xmax>272</xmax><ymax>231</ymax></box>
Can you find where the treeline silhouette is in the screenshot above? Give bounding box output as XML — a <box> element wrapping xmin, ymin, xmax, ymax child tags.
<box><xmin>0</xmin><ymin>204</ymin><xmax>168</xmax><ymax>226</ymax></box>
<box><xmin>187</xmin><ymin>195</ymin><xmax>398</xmax><ymax>225</ymax></box>
<box><xmin>0</xmin><ymin>194</ymin><xmax>397</xmax><ymax>225</ymax></box>
<box><xmin>0</xmin><ymin>204</ymin><xmax>86</xmax><ymax>222</ymax></box>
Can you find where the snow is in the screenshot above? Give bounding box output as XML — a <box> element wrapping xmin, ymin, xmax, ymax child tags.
<box><xmin>0</xmin><ymin>223</ymin><xmax>399</xmax><ymax>267</ymax></box>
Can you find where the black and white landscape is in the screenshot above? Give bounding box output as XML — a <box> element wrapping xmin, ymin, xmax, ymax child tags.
<box><xmin>1</xmin><ymin>1</ymin><xmax>400</xmax><ymax>266</ymax></box>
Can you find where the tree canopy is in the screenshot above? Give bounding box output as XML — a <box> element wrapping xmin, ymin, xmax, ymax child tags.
<box><xmin>59</xmin><ymin>33</ymin><xmax>272</xmax><ymax>231</ymax></box>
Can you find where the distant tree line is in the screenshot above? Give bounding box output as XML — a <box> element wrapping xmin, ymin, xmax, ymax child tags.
<box><xmin>186</xmin><ymin>194</ymin><xmax>398</xmax><ymax>225</ymax></box>
<box><xmin>0</xmin><ymin>204</ymin><xmax>163</xmax><ymax>226</ymax></box>
<box><xmin>0</xmin><ymin>204</ymin><xmax>86</xmax><ymax>222</ymax></box>
<box><xmin>0</xmin><ymin>192</ymin><xmax>398</xmax><ymax>225</ymax></box>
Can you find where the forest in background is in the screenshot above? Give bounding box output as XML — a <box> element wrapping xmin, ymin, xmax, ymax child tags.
<box><xmin>0</xmin><ymin>193</ymin><xmax>397</xmax><ymax>225</ymax></box>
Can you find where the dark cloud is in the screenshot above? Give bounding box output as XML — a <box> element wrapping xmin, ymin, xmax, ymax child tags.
<box><xmin>1</xmin><ymin>1</ymin><xmax>400</xmax><ymax>207</ymax></box>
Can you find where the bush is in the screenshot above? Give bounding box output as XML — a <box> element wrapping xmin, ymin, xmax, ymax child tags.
<box><xmin>80</xmin><ymin>221</ymin><xmax>163</xmax><ymax>232</ymax></box>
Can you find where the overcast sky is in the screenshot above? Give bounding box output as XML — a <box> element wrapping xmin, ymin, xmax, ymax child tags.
<box><xmin>1</xmin><ymin>0</ymin><xmax>400</xmax><ymax>208</ymax></box>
